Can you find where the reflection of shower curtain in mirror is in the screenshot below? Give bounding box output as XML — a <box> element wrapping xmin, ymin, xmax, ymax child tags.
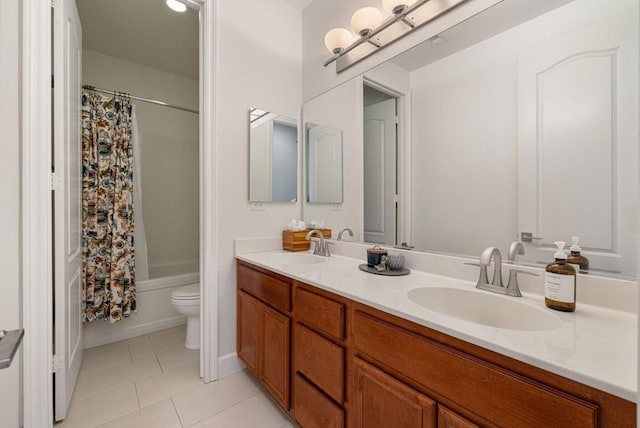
<box><xmin>81</xmin><ymin>90</ymin><xmax>137</xmax><ymax>323</ymax></box>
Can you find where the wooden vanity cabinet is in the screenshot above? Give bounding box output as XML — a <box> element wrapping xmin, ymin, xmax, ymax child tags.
<box><xmin>292</xmin><ymin>283</ymin><xmax>348</xmax><ymax>428</ymax></box>
<box><xmin>236</xmin><ymin>260</ymin><xmax>635</xmax><ymax>428</ymax></box>
<box><xmin>236</xmin><ymin>261</ymin><xmax>291</xmax><ymax>409</ymax></box>
<box><xmin>352</xmin><ymin>357</ymin><xmax>437</xmax><ymax>428</ymax></box>
<box><xmin>350</xmin><ymin>302</ymin><xmax>635</xmax><ymax>428</ymax></box>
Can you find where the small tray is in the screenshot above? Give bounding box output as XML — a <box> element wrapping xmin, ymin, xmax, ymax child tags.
<box><xmin>359</xmin><ymin>264</ymin><xmax>410</xmax><ymax>276</ymax></box>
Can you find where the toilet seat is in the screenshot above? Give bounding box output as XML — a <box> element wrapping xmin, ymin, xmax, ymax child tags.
<box><xmin>171</xmin><ymin>284</ymin><xmax>200</xmax><ymax>300</ymax></box>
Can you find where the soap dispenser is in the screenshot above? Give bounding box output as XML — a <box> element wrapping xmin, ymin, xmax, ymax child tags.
<box><xmin>544</xmin><ymin>241</ymin><xmax>577</xmax><ymax>312</ymax></box>
<box><xmin>567</xmin><ymin>236</ymin><xmax>589</xmax><ymax>274</ymax></box>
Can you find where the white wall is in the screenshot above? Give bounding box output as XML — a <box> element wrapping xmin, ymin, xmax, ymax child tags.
<box><xmin>214</xmin><ymin>0</ymin><xmax>302</xmax><ymax>367</ymax></box>
<box><xmin>410</xmin><ymin>55</ymin><xmax>518</xmax><ymax>256</ymax></box>
<box><xmin>303</xmin><ymin>77</ymin><xmax>362</xmax><ymax>236</ymax></box>
<box><xmin>83</xmin><ymin>50</ymin><xmax>199</xmax><ymax>272</ymax></box>
<box><xmin>301</xmin><ymin>0</ymin><xmax>502</xmax><ymax>101</ymax></box>
<box><xmin>0</xmin><ymin>0</ymin><xmax>23</xmax><ymax>426</ymax></box>
<box><xmin>82</xmin><ymin>51</ymin><xmax>197</xmax><ymax>346</ymax></box>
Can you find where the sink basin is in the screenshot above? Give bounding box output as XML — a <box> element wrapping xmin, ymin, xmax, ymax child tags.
<box><xmin>269</xmin><ymin>253</ymin><xmax>326</xmax><ymax>266</ymax></box>
<box><xmin>407</xmin><ymin>287</ymin><xmax>561</xmax><ymax>331</ymax></box>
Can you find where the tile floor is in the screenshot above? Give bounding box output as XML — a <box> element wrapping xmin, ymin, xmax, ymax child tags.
<box><xmin>56</xmin><ymin>325</ymin><xmax>296</xmax><ymax>428</ymax></box>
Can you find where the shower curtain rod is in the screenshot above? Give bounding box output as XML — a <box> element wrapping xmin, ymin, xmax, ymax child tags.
<box><xmin>82</xmin><ymin>85</ymin><xmax>199</xmax><ymax>114</ymax></box>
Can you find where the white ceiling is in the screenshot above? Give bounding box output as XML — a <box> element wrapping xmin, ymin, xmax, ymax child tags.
<box><xmin>77</xmin><ymin>0</ymin><xmax>199</xmax><ymax>80</ymax></box>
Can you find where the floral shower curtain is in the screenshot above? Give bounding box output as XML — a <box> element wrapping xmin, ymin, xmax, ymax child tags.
<box><xmin>81</xmin><ymin>90</ymin><xmax>137</xmax><ymax>323</ymax></box>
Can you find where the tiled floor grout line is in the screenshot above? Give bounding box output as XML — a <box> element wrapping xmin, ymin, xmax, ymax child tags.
<box><xmin>169</xmin><ymin>397</ymin><xmax>186</xmax><ymax>428</ymax></box>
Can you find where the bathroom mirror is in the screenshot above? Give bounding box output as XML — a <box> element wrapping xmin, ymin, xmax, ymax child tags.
<box><xmin>305</xmin><ymin>123</ymin><xmax>343</xmax><ymax>203</ymax></box>
<box><xmin>249</xmin><ymin>108</ymin><xmax>298</xmax><ymax>202</ymax></box>
<box><xmin>301</xmin><ymin>0</ymin><xmax>639</xmax><ymax>278</ymax></box>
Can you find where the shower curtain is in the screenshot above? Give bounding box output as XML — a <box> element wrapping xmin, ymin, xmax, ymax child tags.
<box><xmin>81</xmin><ymin>90</ymin><xmax>137</xmax><ymax>323</ymax></box>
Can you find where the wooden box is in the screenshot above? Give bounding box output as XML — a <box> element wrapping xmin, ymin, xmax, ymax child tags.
<box><xmin>282</xmin><ymin>229</ymin><xmax>332</xmax><ymax>252</ymax></box>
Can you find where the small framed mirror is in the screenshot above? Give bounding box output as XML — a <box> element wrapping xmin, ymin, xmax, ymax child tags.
<box><xmin>305</xmin><ymin>122</ymin><xmax>343</xmax><ymax>203</ymax></box>
<box><xmin>249</xmin><ymin>107</ymin><xmax>298</xmax><ymax>202</ymax></box>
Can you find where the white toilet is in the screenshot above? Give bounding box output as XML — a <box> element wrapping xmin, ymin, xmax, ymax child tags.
<box><xmin>170</xmin><ymin>283</ymin><xmax>200</xmax><ymax>349</ymax></box>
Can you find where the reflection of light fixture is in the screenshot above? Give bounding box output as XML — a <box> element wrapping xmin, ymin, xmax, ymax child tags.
<box><xmin>323</xmin><ymin>0</ymin><xmax>468</xmax><ymax>72</ymax></box>
<box><xmin>166</xmin><ymin>0</ymin><xmax>187</xmax><ymax>13</ymax></box>
<box><xmin>382</xmin><ymin>0</ymin><xmax>417</xmax><ymax>15</ymax></box>
<box><xmin>351</xmin><ymin>7</ymin><xmax>384</xmax><ymax>36</ymax></box>
<box><xmin>324</xmin><ymin>28</ymin><xmax>355</xmax><ymax>54</ymax></box>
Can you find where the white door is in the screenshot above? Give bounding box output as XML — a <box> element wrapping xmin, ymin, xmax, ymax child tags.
<box><xmin>518</xmin><ymin>8</ymin><xmax>638</xmax><ymax>275</ymax></box>
<box><xmin>363</xmin><ymin>97</ymin><xmax>397</xmax><ymax>245</ymax></box>
<box><xmin>53</xmin><ymin>0</ymin><xmax>83</xmax><ymax>420</ymax></box>
<box><xmin>307</xmin><ymin>125</ymin><xmax>343</xmax><ymax>203</ymax></box>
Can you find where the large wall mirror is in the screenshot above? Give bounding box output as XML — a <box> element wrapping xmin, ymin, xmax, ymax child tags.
<box><xmin>301</xmin><ymin>0</ymin><xmax>638</xmax><ymax>278</ymax></box>
<box><xmin>249</xmin><ymin>108</ymin><xmax>298</xmax><ymax>202</ymax></box>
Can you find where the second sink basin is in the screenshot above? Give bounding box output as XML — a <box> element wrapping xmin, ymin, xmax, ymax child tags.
<box><xmin>407</xmin><ymin>287</ymin><xmax>561</xmax><ymax>331</ymax></box>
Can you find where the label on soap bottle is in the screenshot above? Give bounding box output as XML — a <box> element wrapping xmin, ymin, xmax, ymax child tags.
<box><xmin>545</xmin><ymin>272</ymin><xmax>575</xmax><ymax>303</ymax></box>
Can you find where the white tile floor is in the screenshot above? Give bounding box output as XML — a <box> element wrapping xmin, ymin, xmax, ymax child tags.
<box><xmin>55</xmin><ymin>325</ymin><xmax>295</xmax><ymax>428</ymax></box>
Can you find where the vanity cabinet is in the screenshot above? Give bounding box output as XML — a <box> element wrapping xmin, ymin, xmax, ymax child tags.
<box><xmin>352</xmin><ymin>357</ymin><xmax>436</xmax><ymax>427</ymax></box>
<box><xmin>236</xmin><ymin>260</ymin><xmax>635</xmax><ymax>427</ymax></box>
<box><xmin>236</xmin><ymin>261</ymin><xmax>291</xmax><ymax>409</ymax></box>
<box><xmin>292</xmin><ymin>284</ymin><xmax>348</xmax><ymax>428</ymax></box>
<box><xmin>351</xmin><ymin>302</ymin><xmax>633</xmax><ymax>428</ymax></box>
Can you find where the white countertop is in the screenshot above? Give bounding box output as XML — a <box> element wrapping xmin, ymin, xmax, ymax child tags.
<box><xmin>236</xmin><ymin>249</ymin><xmax>637</xmax><ymax>402</ymax></box>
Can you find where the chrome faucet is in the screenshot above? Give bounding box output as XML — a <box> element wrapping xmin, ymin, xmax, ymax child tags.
<box><xmin>306</xmin><ymin>229</ymin><xmax>331</xmax><ymax>257</ymax></box>
<box><xmin>480</xmin><ymin>247</ymin><xmax>503</xmax><ymax>287</ymax></box>
<box><xmin>337</xmin><ymin>228</ymin><xmax>354</xmax><ymax>241</ymax></box>
<box><xmin>508</xmin><ymin>241</ymin><xmax>525</xmax><ymax>261</ymax></box>
<box><xmin>466</xmin><ymin>246</ymin><xmax>537</xmax><ymax>297</ymax></box>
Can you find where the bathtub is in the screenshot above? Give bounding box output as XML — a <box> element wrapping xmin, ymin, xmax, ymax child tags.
<box><xmin>83</xmin><ymin>261</ymin><xmax>200</xmax><ymax>349</ymax></box>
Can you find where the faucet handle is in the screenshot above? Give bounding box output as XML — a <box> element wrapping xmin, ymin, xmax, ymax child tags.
<box><xmin>506</xmin><ymin>269</ymin><xmax>539</xmax><ymax>297</ymax></box>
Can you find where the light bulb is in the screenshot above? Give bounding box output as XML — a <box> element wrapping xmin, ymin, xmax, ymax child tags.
<box><xmin>166</xmin><ymin>0</ymin><xmax>187</xmax><ymax>13</ymax></box>
<box><xmin>324</xmin><ymin>28</ymin><xmax>355</xmax><ymax>54</ymax></box>
<box><xmin>382</xmin><ymin>0</ymin><xmax>417</xmax><ymax>15</ymax></box>
<box><xmin>351</xmin><ymin>7</ymin><xmax>384</xmax><ymax>36</ymax></box>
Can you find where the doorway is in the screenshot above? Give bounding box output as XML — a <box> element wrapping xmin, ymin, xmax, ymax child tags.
<box><xmin>363</xmin><ymin>83</ymin><xmax>400</xmax><ymax>246</ymax></box>
<box><xmin>51</xmin><ymin>0</ymin><xmax>210</xmax><ymax>422</ymax></box>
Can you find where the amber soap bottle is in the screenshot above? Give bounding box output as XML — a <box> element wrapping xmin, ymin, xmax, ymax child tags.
<box><xmin>567</xmin><ymin>236</ymin><xmax>589</xmax><ymax>274</ymax></box>
<box><xmin>545</xmin><ymin>241</ymin><xmax>577</xmax><ymax>312</ymax></box>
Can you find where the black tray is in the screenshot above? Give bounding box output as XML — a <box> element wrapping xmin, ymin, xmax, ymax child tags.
<box><xmin>358</xmin><ymin>264</ymin><xmax>410</xmax><ymax>276</ymax></box>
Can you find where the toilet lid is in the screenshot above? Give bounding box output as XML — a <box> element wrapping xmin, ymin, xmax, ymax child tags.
<box><xmin>172</xmin><ymin>283</ymin><xmax>200</xmax><ymax>299</ymax></box>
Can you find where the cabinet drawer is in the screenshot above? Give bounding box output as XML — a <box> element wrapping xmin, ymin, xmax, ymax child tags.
<box><xmin>294</xmin><ymin>374</ymin><xmax>344</xmax><ymax>428</ymax></box>
<box><xmin>353</xmin><ymin>310</ymin><xmax>599</xmax><ymax>428</ymax></box>
<box><xmin>237</xmin><ymin>263</ymin><xmax>291</xmax><ymax>313</ymax></box>
<box><xmin>438</xmin><ymin>406</ymin><xmax>479</xmax><ymax>428</ymax></box>
<box><xmin>294</xmin><ymin>323</ymin><xmax>344</xmax><ymax>403</ymax></box>
<box><xmin>295</xmin><ymin>286</ymin><xmax>344</xmax><ymax>340</ymax></box>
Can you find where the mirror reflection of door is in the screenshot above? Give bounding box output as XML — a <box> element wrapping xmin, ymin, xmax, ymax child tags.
<box><xmin>306</xmin><ymin>124</ymin><xmax>343</xmax><ymax>203</ymax></box>
<box><xmin>363</xmin><ymin>84</ymin><xmax>398</xmax><ymax>245</ymax></box>
<box><xmin>518</xmin><ymin>8</ymin><xmax>638</xmax><ymax>275</ymax></box>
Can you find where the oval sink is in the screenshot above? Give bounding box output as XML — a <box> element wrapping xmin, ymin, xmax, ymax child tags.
<box><xmin>407</xmin><ymin>287</ymin><xmax>561</xmax><ymax>331</ymax></box>
<box><xmin>269</xmin><ymin>253</ymin><xmax>326</xmax><ymax>266</ymax></box>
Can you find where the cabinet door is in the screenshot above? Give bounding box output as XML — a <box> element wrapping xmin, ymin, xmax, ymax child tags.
<box><xmin>352</xmin><ymin>358</ymin><xmax>436</xmax><ymax>428</ymax></box>
<box><xmin>438</xmin><ymin>406</ymin><xmax>479</xmax><ymax>428</ymax></box>
<box><xmin>262</xmin><ymin>305</ymin><xmax>290</xmax><ymax>408</ymax></box>
<box><xmin>237</xmin><ymin>291</ymin><xmax>259</xmax><ymax>375</ymax></box>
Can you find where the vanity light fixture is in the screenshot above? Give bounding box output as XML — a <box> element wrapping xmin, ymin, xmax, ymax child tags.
<box><xmin>166</xmin><ymin>0</ymin><xmax>187</xmax><ymax>13</ymax></box>
<box><xmin>323</xmin><ymin>0</ymin><xmax>468</xmax><ymax>72</ymax></box>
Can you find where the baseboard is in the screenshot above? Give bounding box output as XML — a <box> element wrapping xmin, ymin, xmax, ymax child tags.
<box><xmin>218</xmin><ymin>352</ymin><xmax>244</xmax><ymax>379</ymax></box>
<box><xmin>83</xmin><ymin>316</ymin><xmax>187</xmax><ymax>349</ymax></box>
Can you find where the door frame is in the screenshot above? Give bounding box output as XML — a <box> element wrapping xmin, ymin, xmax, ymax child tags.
<box><xmin>361</xmin><ymin>77</ymin><xmax>412</xmax><ymax>246</ymax></box>
<box><xmin>21</xmin><ymin>0</ymin><xmax>218</xmax><ymax>426</ymax></box>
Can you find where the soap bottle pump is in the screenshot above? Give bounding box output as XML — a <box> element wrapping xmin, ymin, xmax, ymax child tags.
<box><xmin>567</xmin><ymin>236</ymin><xmax>589</xmax><ymax>274</ymax></box>
<box><xmin>544</xmin><ymin>241</ymin><xmax>576</xmax><ymax>312</ymax></box>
